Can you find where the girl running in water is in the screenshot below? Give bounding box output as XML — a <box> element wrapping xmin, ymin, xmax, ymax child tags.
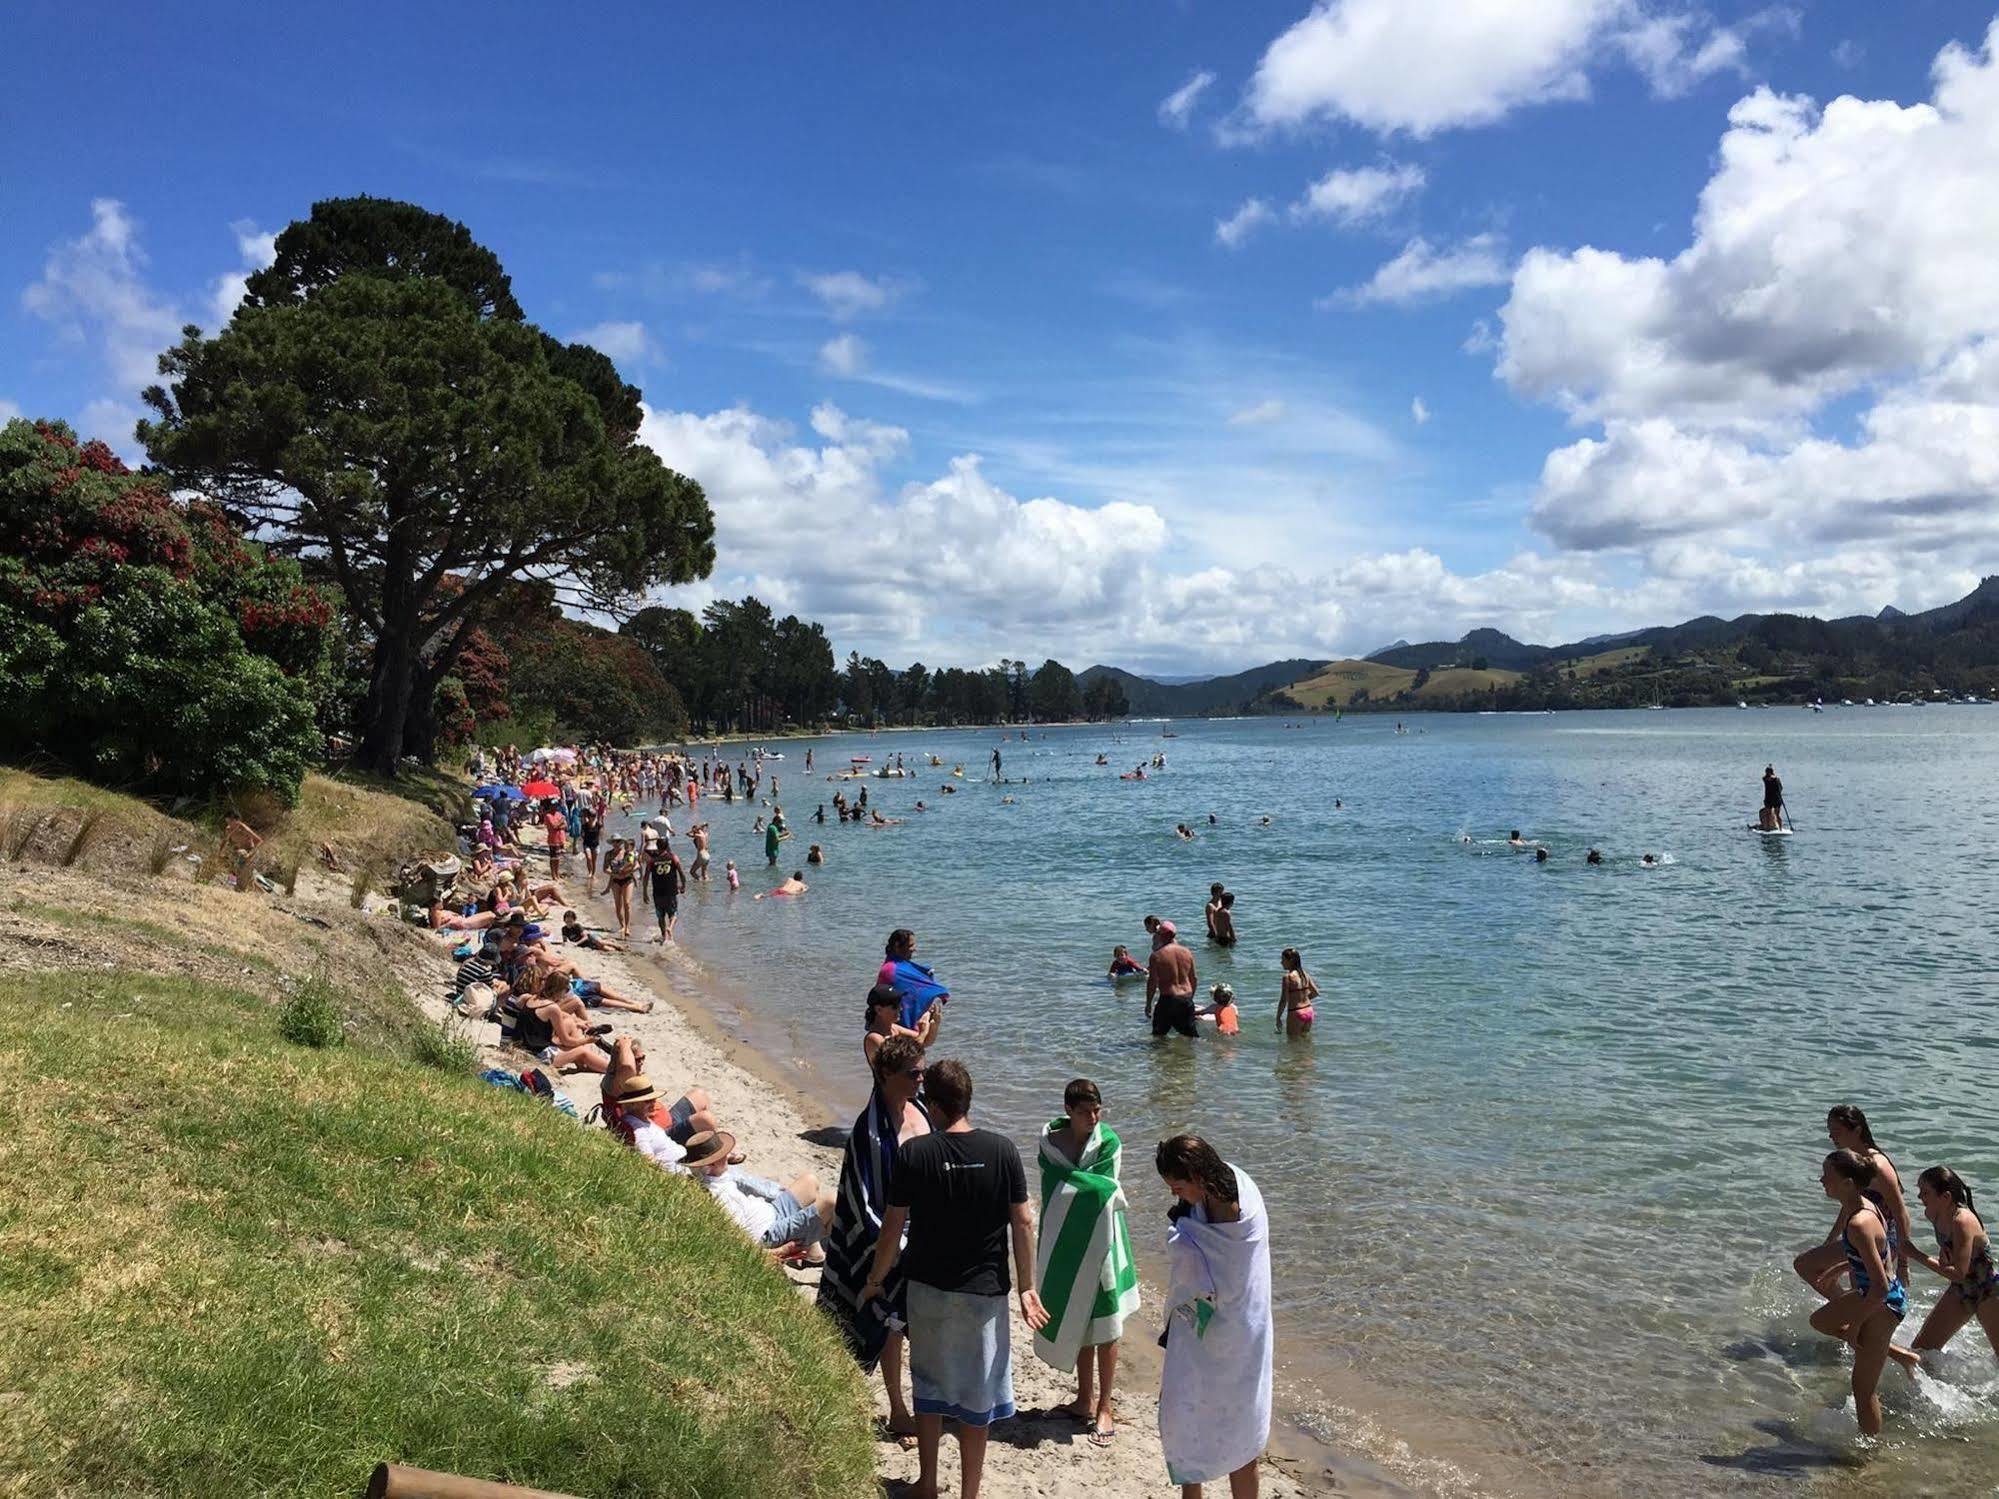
<box><xmin>1276</xmin><ymin>947</ymin><xmax>1318</xmax><ymax>1038</ymax></box>
<box><xmin>1909</xmin><ymin>1166</ymin><xmax>1999</xmax><ymax>1362</ymax></box>
<box><xmin>1808</xmin><ymin>1150</ymin><xmax>1917</xmax><ymax>1433</ymax></box>
<box><xmin>1793</xmin><ymin>1105</ymin><xmax>1914</xmax><ymax>1298</ymax></box>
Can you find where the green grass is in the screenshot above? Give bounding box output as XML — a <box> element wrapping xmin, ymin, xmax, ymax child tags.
<box><xmin>1279</xmin><ymin>658</ymin><xmax>1524</xmax><ymax>708</ymax></box>
<box><xmin>0</xmin><ymin>969</ymin><xmax>873</xmax><ymax>1499</ymax></box>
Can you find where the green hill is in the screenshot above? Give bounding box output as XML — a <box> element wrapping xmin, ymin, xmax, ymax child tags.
<box><xmin>0</xmin><ymin>968</ymin><xmax>871</xmax><ymax>1499</ymax></box>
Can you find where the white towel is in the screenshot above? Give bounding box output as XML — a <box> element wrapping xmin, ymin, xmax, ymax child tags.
<box><xmin>1158</xmin><ymin>1165</ymin><xmax>1273</xmax><ymax>1487</ymax></box>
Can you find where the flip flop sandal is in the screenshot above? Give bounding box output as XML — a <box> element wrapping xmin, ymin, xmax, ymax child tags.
<box><xmin>1087</xmin><ymin>1426</ymin><xmax>1117</xmax><ymax>1448</ymax></box>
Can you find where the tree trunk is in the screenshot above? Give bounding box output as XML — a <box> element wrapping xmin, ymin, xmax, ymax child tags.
<box><xmin>356</xmin><ymin>619</ymin><xmax>416</xmax><ymax>775</ymax></box>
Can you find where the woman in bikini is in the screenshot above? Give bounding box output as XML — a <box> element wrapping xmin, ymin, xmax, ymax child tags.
<box><xmin>1276</xmin><ymin>946</ymin><xmax>1318</xmax><ymax>1039</ymax></box>
<box><xmin>602</xmin><ymin>835</ymin><xmax>638</xmax><ymax>939</ymax></box>
<box><xmin>1809</xmin><ymin>1149</ymin><xmax>1917</xmax><ymax>1433</ymax></box>
<box><xmin>863</xmin><ymin>984</ymin><xmax>937</xmax><ymax>1068</ymax></box>
<box><xmin>1793</xmin><ymin>1104</ymin><xmax>1914</xmax><ymax>1300</ymax></box>
<box><xmin>1909</xmin><ymin>1165</ymin><xmax>1999</xmax><ymax>1362</ymax></box>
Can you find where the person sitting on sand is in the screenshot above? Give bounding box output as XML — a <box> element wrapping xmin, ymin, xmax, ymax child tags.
<box><xmin>756</xmin><ymin>871</ymin><xmax>809</xmax><ymax>900</ymax></box>
<box><xmin>605</xmin><ymin>1073</ymin><xmax>687</xmax><ymax>1170</ymax></box>
<box><xmin>513</xmin><ymin>971</ymin><xmax>612</xmax><ymax>1075</ymax></box>
<box><xmin>558</xmin><ymin>909</ymin><xmax>622</xmax><ymax>953</ymax></box>
<box><xmin>603</xmin><ymin>1036</ymin><xmax>727</xmax><ymax>1152</ymax></box>
<box><xmin>1107</xmin><ymin>945</ymin><xmax>1146</xmax><ymax>979</ymax></box>
<box><xmin>681</xmin><ymin>1129</ymin><xmax>834</xmax><ymax>1264</ymax></box>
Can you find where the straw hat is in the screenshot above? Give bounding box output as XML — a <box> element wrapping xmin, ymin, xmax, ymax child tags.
<box><xmin>615</xmin><ymin>1073</ymin><xmax>661</xmax><ymax>1108</ymax></box>
<box><xmin>679</xmin><ymin>1129</ymin><xmax>737</xmax><ymax>1170</ymax></box>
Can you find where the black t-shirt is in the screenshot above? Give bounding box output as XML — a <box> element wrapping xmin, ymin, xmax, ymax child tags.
<box><xmin>890</xmin><ymin>1127</ymin><xmax>1028</xmax><ymax>1296</ymax></box>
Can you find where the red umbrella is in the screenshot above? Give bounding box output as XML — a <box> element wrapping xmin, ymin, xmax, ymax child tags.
<box><xmin>520</xmin><ymin>778</ymin><xmax>560</xmax><ymax>799</ymax></box>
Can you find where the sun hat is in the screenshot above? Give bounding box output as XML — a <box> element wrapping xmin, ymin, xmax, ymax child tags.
<box><xmin>679</xmin><ymin>1129</ymin><xmax>737</xmax><ymax>1170</ymax></box>
<box><xmin>520</xmin><ymin>923</ymin><xmax>545</xmax><ymax>943</ymax></box>
<box><xmin>495</xmin><ymin>869</ymin><xmax>515</xmax><ymax>884</ymax></box>
<box><xmin>615</xmin><ymin>1073</ymin><xmax>661</xmax><ymax>1108</ymax></box>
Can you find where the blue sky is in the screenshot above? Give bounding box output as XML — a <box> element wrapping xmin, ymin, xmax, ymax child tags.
<box><xmin>8</xmin><ymin>2</ymin><xmax>1999</xmax><ymax>671</ymax></box>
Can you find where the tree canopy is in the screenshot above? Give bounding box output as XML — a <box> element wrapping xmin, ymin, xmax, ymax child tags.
<box><xmin>139</xmin><ymin>196</ymin><xmax>714</xmax><ymax>773</ymax></box>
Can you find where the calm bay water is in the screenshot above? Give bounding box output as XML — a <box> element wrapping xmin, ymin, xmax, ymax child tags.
<box><xmin>619</xmin><ymin>708</ymin><xmax>1999</xmax><ymax>1498</ymax></box>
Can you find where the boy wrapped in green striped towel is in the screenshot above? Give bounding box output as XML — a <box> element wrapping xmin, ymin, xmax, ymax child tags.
<box><xmin>1034</xmin><ymin>1079</ymin><xmax>1140</xmax><ymax>1444</ymax></box>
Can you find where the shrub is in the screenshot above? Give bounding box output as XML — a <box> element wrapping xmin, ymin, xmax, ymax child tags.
<box><xmin>60</xmin><ymin>808</ymin><xmax>105</xmax><ymax>868</ymax></box>
<box><xmin>276</xmin><ymin>974</ymin><xmax>344</xmax><ymax>1049</ymax></box>
<box><xmin>409</xmin><ymin>1015</ymin><xmax>480</xmax><ymax>1076</ymax></box>
<box><xmin>146</xmin><ymin>829</ymin><xmax>177</xmax><ymax>876</ymax></box>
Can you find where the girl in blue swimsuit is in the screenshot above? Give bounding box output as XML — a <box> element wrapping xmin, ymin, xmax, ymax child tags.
<box><xmin>1910</xmin><ymin>1166</ymin><xmax>1999</xmax><ymax>1363</ymax></box>
<box><xmin>1794</xmin><ymin>1104</ymin><xmax>1914</xmax><ymax>1300</ymax></box>
<box><xmin>1808</xmin><ymin>1149</ymin><xmax>1917</xmax><ymax>1434</ymax></box>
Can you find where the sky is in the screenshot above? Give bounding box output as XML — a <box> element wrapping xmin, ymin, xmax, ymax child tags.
<box><xmin>7</xmin><ymin>1</ymin><xmax>1999</xmax><ymax>673</ymax></box>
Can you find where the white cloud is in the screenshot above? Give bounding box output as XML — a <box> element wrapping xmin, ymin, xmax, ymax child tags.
<box><xmin>0</xmin><ymin>398</ymin><xmax>20</xmax><ymax>424</ymax></box>
<box><xmin>799</xmin><ymin>269</ymin><xmax>904</xmax><ymax>319</ymax></box>
<box><xmin>1228</xmin><ymin>399</ymin><xmax>1287</xmax><ymax>426</ymax></box>
<box><xmin>1498</xmin><ymin>26</ymin><xmax>1999</xmax><ymax>428</ymax></box>
<box><xmin>77</xmin><ymin>398</ymin><xmax>145</xmax><ymax>461</ymax></box>
<box><xmin>1215</xmin><ymin>198</ymin><xmax>1276</xmax><ymax>249</ymax></box>
<box><xmin>818</xmin><ymin>333</ymin><xmax>867</xmax><ymax>376</ymax></box>
<box><xmin>207</xmin><ymin>220</ymin><xmax>277</xmax><ymax>328</ymax></box>
<box><xmin>1293</xmin><ymin>162</ymin><xmax>1426</xmax><ymax>226</ymax></box>
<box><xmin>1240</xmin><ymin>0</ymin><xmax>1774</xmax><ymax>138</ymax></box>
<box><xmin>1336</xmin><ymin>234</ymin><xmax>1510</xmax><ymax>305</ymax></box>
<box><xmin>1831</xmin><ymin>39</ymin><xmax>1864</xmax><ymax>71</ymax></box>
<box><xmin>571</xmin><ymin>319</ymin><xmax>660</xmax><ymax>366</ymax></box>
<box><xmin>1411</xmin><ymin>396</ymin><xmax>1430</xmax><ymax>424</ymax></box>
<box><xmin>1159</xmin><ymin>69</ymin><xmax>1216</xmax><ymax>129</ymax></box>
<box><xmin>23</xmin><ymin>198</ymin><xmax>183</xmax><ymax>392</ymax></box>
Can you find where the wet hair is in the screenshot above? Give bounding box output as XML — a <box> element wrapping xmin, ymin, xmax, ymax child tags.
<box><xmin>885</xmin><ymin>928</ymin><xmax>915</xmax><ymax>958</ymax></box>
<box><xmin>1918</xmin><ymin>1166</ymin><xmax>1982</xmax><ymax>1224</ymax></box>
<box><xmin>1156</xmin><ymin>1135</ymin><xmax>1238</xmax><ymax>1210</ymax></box>
<box><xmin>1827</xmin><ymin>1103</ymin><xmax>1878</xmax><ymax>1149</ymax></box>
<box><xmin>1210</xmin><ymin>883</ymin><xmax>1225</xmax><ymax>897</ymax></box>
<box><xmin>1280</xmin><ymin>947</ymin><xmax>1301</xmax><ymax>969</ymax></box>
<box><xmin>924</xmin><ymin>1058</ymin><xmax>973</xmax><ymax>1123</ymax></box>
<box><xmin>1113</xmin><ymin>944</ymin><xmax>1131</xmax><ymax>957</ymax></box>
<box><xmin>873</xmin><ymin>1032</ymin><xmax>924</xmax><ymax>1080</ymax></box>
<box><xmin>1510</xmin><ymin>829</ymin><xmax>1522</xmax><ymax>840</ymax></box>
<box><xmin>792</xmin><ymin>870</ymin><xmax>804</xmax><ymax>880</ymax></box>
<box><xmin>1064</xmin><ymin>1078</ymin><xmax>1102</xmax><ymax>1111</ymax></box>
<box><xmin>1220</xmin><ymin>891</ymin><xmax>1235</xmax><ymax>908</ymax></box>
<box><xmin>1824</xmin><ymin>1148</ymin><xmax>1879</xmax><ymax>1189</ymax></box>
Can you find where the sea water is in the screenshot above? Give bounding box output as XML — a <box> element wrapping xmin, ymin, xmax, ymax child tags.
<box><xmin>615</xmin><ymin>708</ymin><xmax>1999</xmax><ymax>1498</ymax></box>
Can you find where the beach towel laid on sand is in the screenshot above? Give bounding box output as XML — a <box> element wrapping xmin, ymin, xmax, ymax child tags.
<box><xmin>817</xmin><ymin>1089</ymin><xmax>924</xmax><ymax>1372</ymax></box>
<box><xmin>882</xmin><ymin>957</ymin><xmax>950</xmax><ymax>1030</ymax></box>
<box><xmin>1158</xmin><ymin>1164</ymin><xmax>1273</xmax><ymax>1487</ymax></box>
<box><xmin>1033</xmin><ymin>1119</ymin><xmax>1141</xmax><ymax>1370</ymax></box>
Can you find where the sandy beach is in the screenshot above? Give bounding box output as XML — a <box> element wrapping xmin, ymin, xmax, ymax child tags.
<box><xmin>421</xmin><ymin>833</ymin><xmax>1412</xmax><ymax>1499</ymax></box>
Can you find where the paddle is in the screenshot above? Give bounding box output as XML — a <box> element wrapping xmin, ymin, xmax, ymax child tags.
<box><xmin>1780</xmin><ymin>800</ymin><xmax>1797</xmax><ymax>832</ymax></box>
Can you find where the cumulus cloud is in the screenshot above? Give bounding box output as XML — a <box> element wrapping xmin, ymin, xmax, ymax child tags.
<box><xmin>1411</xmin><ymin>396</ymin><xmax>1430</xmax><ymax>424</ymax></box>
<box><xmin>1240</xmin><ymin>0</ymin><xmax>1772</xmax><ymax>137</ymax></box>
<box><xmin>1215</xmin><ymin>198</ymin><xmax>1276</xmax><ymax>249</ymax></box>
<box><xmin>22</xmin><ymin>198</ymin><xmax>183</xmax><ymax>392</ymax></box>
<box><xmin>1228</xmin><ymin>399</ymin><xmax>1287</xmax><ymax>426</ymax></box>
<box><xmin>1159</xmin><ymin>69</ymin><xmax>1216</xmax><ymax>129</ymax></box>
<box><xmin>571</xmin><ymin>319</ymin><xmax>660</xmax><ymax>366</ymax></box>
<box><xmin>818</xmin><ymin>333</ymin><xmax>867</xmax><ymax>376</ymax></box>
<box><xmin>1503</xmin><ymin>23</ymin><xmax>1999</xmax><ymax>617</ymax></box>
<box><xmin>0</xmin><ymin>398</ymin><xmax>21</xmax><ymax>424</ymax></box>
<box><xmin>1293</xmin><ymin>162</ymin><xmax>1426</xmax><ymax>226</ymax></box>
<box><xmin>207</xmin><ymin>220</ymin><xmax>277</xmax><ymax>328</ymax></box>
<box><xmin>1336</xmin><ymin>234</ymin><xmax>1510</xmax><ymax>305</ymax></box>
<box><xmin>799</xmin><ymin>269</ymin><xmax>904</xmax><ymax>319</ymax></box>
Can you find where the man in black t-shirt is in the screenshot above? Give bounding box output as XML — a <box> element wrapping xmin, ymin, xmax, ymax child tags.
<box><xmin>864</xmin><ymin>1059</ymin><xmax>1046</xmax><ymax>1499</ymax></box>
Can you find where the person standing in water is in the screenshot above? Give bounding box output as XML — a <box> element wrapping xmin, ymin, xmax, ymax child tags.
<box><xmin>1146</xmin><ymin>922</ymin><xmax>1199</xmax><ymax>1039</ymax></box>
<box><xmin>991</xmin><ymin>745</ymin><xmax>1002</xmax><ymax>782</ymax></box>
<box><xmin>1808</xmin><ymin>1150</ymin><xmax>1916</xmax><ymax>1433</ymax></box>
<box><xmin>1909</xmin><ymin>1165</ymin><xmax>1999</xmax><ymax>1362</ymax></box>
<box><xmin>1794</xmin><ymin>1104</ymin><xmax>1914</xmax><ymax>1298</ymax></box>
<box><xmin>1761</xmin><ymin>763</ymin><xmax>1785</xmax><ymax>831</ymax></box>
<box><xmin>1276</xmin><ymin>948</ymin><xmax>1318</xmax><ymax>1038</ymax></box>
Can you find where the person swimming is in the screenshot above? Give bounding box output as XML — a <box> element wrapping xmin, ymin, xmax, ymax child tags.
<box><xmin>1175</xmin><ymin>823</ymin><xmax>1194</xmax><ymax>840</ymax></box>
<box><xmin>1586</xmin><ymin>848</ymin><xmax>1603</xmax><ymax>865</ymax></box>
<box><xmin>1107</xmin><ymin>944</ymin><xmax>1146</xmax><ymax>979</ymax></box>
<box><xmin>1534</xmin><ymin>847</ymin><xmax>1550</xmax><ymax>863</ymax></box>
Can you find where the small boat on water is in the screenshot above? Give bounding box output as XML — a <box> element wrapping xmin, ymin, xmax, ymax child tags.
<box><xmin>849</xmin><ymin>754</ymin><xmax>872</xmax><ymax>763</ymax></box>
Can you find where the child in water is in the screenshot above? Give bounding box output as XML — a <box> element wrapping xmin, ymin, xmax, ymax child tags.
<box><xmin>1107</xmin><ymin>944</ymin><xmax>1146</xmax><ymax>979</ymax></box>
<box><xmin>1198</xmin><ymin>983</ymin><xmax>1240</xmax><ymax>1035</ymax></box>
<box><xmin>725</xmin><ymin>859</ymin><xmax>740</xmax><ymax>891</ymax></box>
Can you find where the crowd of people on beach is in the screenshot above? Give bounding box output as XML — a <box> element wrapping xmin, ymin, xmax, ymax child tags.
<box><xmin>440</xmin><ymin>741</ymin><xmax>1278</xmax><ymax>1498</ymax></box>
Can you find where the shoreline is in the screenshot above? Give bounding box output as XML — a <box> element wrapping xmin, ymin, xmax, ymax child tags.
<box><xmin>523</xmin><ymin>858</ymin><xmax>1430</xmax><ymax>1498</ymax></box>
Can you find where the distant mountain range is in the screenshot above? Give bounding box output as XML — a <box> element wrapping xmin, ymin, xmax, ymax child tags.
<box><xmin>1080</xmin><ymin>577</ymin><xmax>1999</xmax><ymax>715</ymax></box>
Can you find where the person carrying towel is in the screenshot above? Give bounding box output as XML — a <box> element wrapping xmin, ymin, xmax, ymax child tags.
<box><xmin>1034</xmin><ymin>1079</ymin><xmax>1139</xmax><ymax>1447</ymax></box>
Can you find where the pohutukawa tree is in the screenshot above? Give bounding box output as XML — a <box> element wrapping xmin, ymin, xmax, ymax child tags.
<box><xmin>139</xmin><ymin>196</ymin><xmax>715</xmax><ymax>773</ymax></box>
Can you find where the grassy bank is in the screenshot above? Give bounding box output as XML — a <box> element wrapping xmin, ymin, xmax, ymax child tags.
<box><xmin>0</xmin><ymin>967</ymin><xmax>874</xmax><ymax>1499</ymax></box>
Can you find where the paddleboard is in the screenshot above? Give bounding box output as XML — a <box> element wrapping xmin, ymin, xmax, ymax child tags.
<box><xmin>1748</xmin><ymin>825</ymin><xmax>1794</xmax><ymax>836</ymax></box>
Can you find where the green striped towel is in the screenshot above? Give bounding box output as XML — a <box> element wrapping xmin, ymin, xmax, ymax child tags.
<box><xmin>1034</xmin><ymin>1118</ymin><xmax>1141</xmax><ymax>1369</ymax></box>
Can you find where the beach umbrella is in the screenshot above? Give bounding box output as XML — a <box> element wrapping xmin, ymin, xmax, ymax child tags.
<box><xmin>520</xmin><ymin>778</ymin><xmax>560</xmax><ymax>799</ymax></box>
<box><xmin>474</xmin><ymin>783</ymin><xmax>528</xmax><ymax>802</ymax></box>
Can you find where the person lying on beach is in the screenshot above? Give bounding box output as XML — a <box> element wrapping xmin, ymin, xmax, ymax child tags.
<box><xmin>755</xmin><ymin>871</ymin><xmax>809</xmax><ymax>900</ymax></box>
<box><xmin>682</xmin><ymin>1129</ymin><xmax>833</xmax><ymax>1264</ymax></box>
<box><xmin>566</xmin><ymin>975</ymin><xmax>652</xmax><ymax>1015</ymax></box>
<box><xmin>558</xmin><ymin>910</ymin><xmax>623</xmax><ymax>952</ymax></box>
<box><xmin>1107</xmin><ymin>945</ymin><xmax>1146</xmax><ymax>979</ymax></box>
